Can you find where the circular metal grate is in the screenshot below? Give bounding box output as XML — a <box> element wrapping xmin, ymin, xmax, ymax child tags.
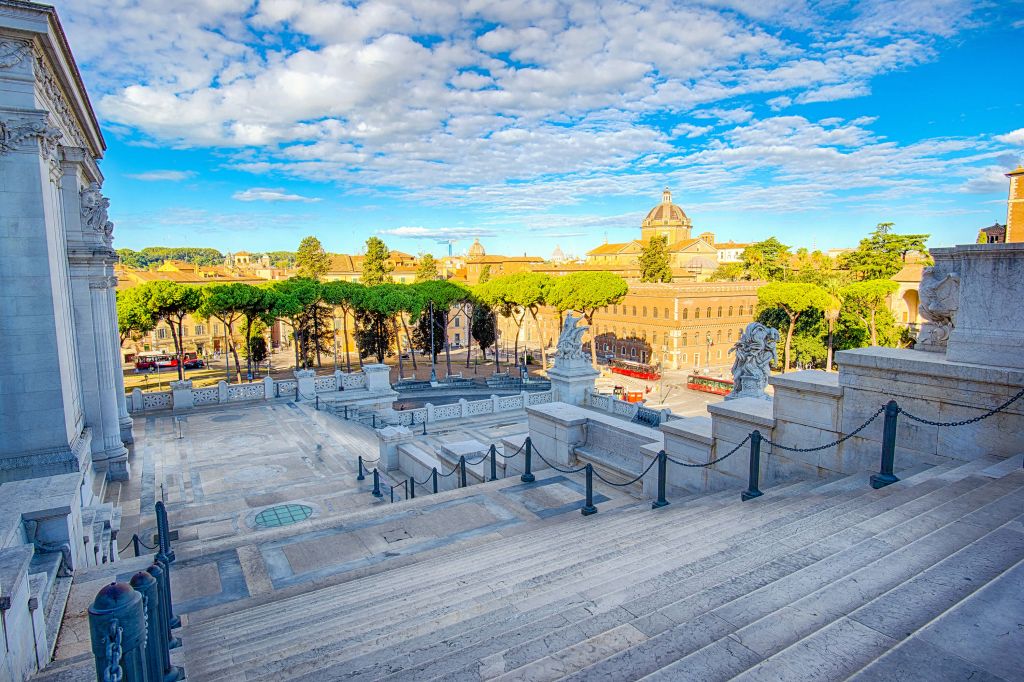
<box><xmin>254</xmin><ymin>503</ymin><xmax>313</xmax><ymax>528</ymax></box>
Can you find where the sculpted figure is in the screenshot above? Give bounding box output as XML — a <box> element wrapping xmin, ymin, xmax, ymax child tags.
<box><xmin>916</xmin><ymin>267</ymin><xmax>959</xmax><ymax>351</ymax></box>
<box><xmin>554</xmin><ymin>313</ymin><xmax>589</xmax><ymax>361</ymax></box>
<box><xmin>726</xmin><ymin>322</ymin><xmax>779</xmax><ymax>401</ymax></box>
<box><xmin>81</xmin><ymin>181</ymin><xmax>114</xmax><ymax>242</ymax></box>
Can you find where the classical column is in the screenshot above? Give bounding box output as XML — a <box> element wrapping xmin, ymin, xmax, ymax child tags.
<box><xmin>90</xmin><ymin>276</ymin><xmax>130</xmax><ymax>479</ymax></box>
<box><xmin>105</xmin><ymin>283</ymin><xmax>134</xmax><ymax>443</ymax></box>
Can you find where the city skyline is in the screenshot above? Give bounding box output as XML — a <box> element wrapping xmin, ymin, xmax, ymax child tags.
<box><xmin>59</xmin><ymin>0</ymin><xmax>1024</xmax><ymax>256</ymax></box>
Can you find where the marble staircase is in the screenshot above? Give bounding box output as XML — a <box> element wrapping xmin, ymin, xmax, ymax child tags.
<box><xmin>176</xmin><ymin>454</ymin><xmax>1024</xmax><ymax>681</ymax></box>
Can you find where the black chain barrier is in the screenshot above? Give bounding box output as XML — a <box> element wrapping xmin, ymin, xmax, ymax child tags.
<box><xmin>761</xmin><ymin>404</ymin><xmax>886</xmax><ymax>453</ymax></box>
<box><xmin>665</xmin><ymin>433</ymin><xmax>752</xmax><ymax>468</ymax></box>
<box><xmin>591</xmin><ymin>455</ymin><xmax>659</xmax><ymax>487</ymax></box>
<box><xmin>898</xmin><ymin>385</ymin><xmax>1024</xmax><ymax>427</ymax></box>
<box><xmin>529</xmin><ymin>443</ymin><xmax>588</xmax><ymax>474</ymax></box>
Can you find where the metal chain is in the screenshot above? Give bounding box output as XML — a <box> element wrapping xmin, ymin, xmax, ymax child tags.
<box><xmin>898</xmin><ymin>385</ymin><xmax>1024</xmax><ymax>427</ymax></box>
<box><xmin>763</xmin><ymin>404</ymin><xmax>886</xmax><ymax>453</ymax></box>
<box><xmin>529</xmin><ymin>443</ymin><xmax>588</xmax><ymax>474</ymax></box>
<box><xmin>103</xmin><ymin>620</ymin><xmax>124</xmax><ymax>682</ymax></box>
<box><xmin>496</xmin><ymin>440</ymin><xmax>527</xmax><ymax>459</ymax></box>
<box><xmin>591</xmin><ymin>454</ymin><xmax>659</xmax><ymax>487</ymax></box>
<box><xmin>666</xmin><ymin>434</ymin><xmax>751</xmax><ymax>468</ymax></box>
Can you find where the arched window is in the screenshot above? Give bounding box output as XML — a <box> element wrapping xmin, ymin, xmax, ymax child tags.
<box><xmin>664</xmin><ymin>307</ymin><xmax>670</xmax><ymax>319</ymax></box>
<box><xmin>716</xmin><ymin>330</ymin><xmax>722</xmax><ymax>343</ymax></box>
<box><xmin>717</xmin><ymin>306</ymin><xmax>723</xmax><ymax>317</ymax></box>
<box><xmin>706</xmin><ymin>306</ymin><xmax>712</xmax><ymax>318</ymax></box>
<box><xmin>632</xmin><ymin>306</ymin><xmax>637</xmax><ymax>316</ymax></box>
<box><xmin>682</xmin><ymin>308</ymin><xmax>688</xmax><ymax>320</ymax></box>
<box><xmin>681</xmin><ymin>353</ymin><xmax>687</xmax><ymax>363</ymax></box>
<box><xmin>642</xmin><ymin>306</ymin><xmax>647</xmax><ymax>317</ymax></box>
<box><xmin>652</xmin><ymin>332</ymin><xmax>658</xmax><ymax>344</ymax></box>
<box><xmin>694</xmin><ymin>308</ymin><xmax>700</xmax><ymax>319</ymax></box>
<box><xmin>738</xmin><ymin>304</ymin><xmax>744</xmax><ymax>316</ymax></box>
<box><xmin>653</xmin><ymin>307</ymin><xmax>658</xmax><ymax>319</ymax></box>
<box><xmin>681</xmin><ymin>335</ymin><xmax>687</xmax><ymax>347</ymax></box>
<box><xmin>728</xmin><ymin>306</ymin><xmax>733</xmax><ymax>316</ymax></box>
<box><xmin>727</xmin><ymin>330</ymin><xmax>733</xmax><ymax>341</ymax></box>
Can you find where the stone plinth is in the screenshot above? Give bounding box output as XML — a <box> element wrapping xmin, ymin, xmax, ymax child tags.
<box><xmin>937</xmin><ymin>243</ymin><xmax>1024</xmax><ymax>368</ymax></box>
<box><xmin>294</xmin><ymin>369</ymin><xmax>316</xmax><ymax>400</ymax></box>
<box><xmin>651</xmin><ymin>416</ymin><xmax>743</xmax><ymax>493</ymax></box>
<box><xmin>377</xmin><ymin>425</ymin><xmax>414</xmax><ymax>471</ymax></box>
<box><xmin>707</xmin><ymin>397</ymin><xmax>786</xmax><ymax>482</ymax></box>
<box><xmin>170</xmin><ymin>380</ymin><xmax>194</xmax><ymax>410</ymax></box>
<box><xmin>363</xmin><ymin>364</ymin><xmax>392</xmax><ymax>393</ymax></box>
<box><xmin>547</xmin><ymin>358</ymin><xmax>599</xmax><ymax>407</ymax></box>
<box><xmin>526</xmin><ymin>402</ymin><xmax>591</xmax><ymax>467</ymax></box>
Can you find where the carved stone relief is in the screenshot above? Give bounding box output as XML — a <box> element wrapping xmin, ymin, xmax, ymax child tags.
<box><xmin>81</xmin><ymin>181</ymin><xmax>114</xmax><ymax>246</ymax></box>
<box><xmin>916</xmin><ymin>267</ymin><xmax>960</xmax><ymax>352</ymax></box>
<box><xmin>0</xmin><ymin>38</ymin><xmax>31</xmax><ymax>69</ymax></box>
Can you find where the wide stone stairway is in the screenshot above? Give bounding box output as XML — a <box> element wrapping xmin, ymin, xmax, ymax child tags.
<box><xmin>178</xmin><ymin>454</ymin><xmax>1024</xmax><ymax>681</ymax></box>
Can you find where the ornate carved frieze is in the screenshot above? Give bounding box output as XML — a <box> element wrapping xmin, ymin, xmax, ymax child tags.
<box><xmin>88</xmin><ymin>275</ymin><xmax>118</xmax><ymax>290</ymax></box>
<box><xmin>0</xmin><ymin>38</ymin><xmax>31</xmax><ymax>69</ymax></box>
<box><xmin>33</xmin><ymin>51</ymin><xmax>88</xmax><ymax>150</ymax></box>
<box><xmin>81</xmin><ymin>181</ymin><xmax>114</xmax><ymax>246</ymax></box>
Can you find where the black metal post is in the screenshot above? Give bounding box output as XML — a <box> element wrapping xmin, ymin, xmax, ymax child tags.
<box><xmin>372</xmin><ymin>469</ymin><xmax>382</xmax><ymax>497</ymax></box>
<box><xmin>871</xmin><ymin>400</ymin><xmax>901</xmax><ymax>489</ymax></box>
<box><xmin>315</xmin><ymin>395</ymin><xmax>319</xmax><ymax>410</ymax></box>
<box><xmin>88</xmin><ymin>582</ymin><xmax>147</xmax><ymax>682</ymax></box>
<box><xmin>295</xmin><ymin>384</ymin><xmax>299</xmax><ymax>401</ymax></box>
<box><xmin>652</xmin><ymin>450</ymin><xmax>669</xmax><ymax>509</ymax></box>
<box><xmin>145</xmin><ymin>563</ymin><xmax>184</xmax><ymax>681</ymax></box>
<box><xmin>422</xmin><ymin>420</ymin><xmax>427</xmax><ymax>435</ymax></box>
<box><xmin>582</xmin><ymin>464</ymin><xmax>597</xmax><ymax>515</ymax></box>
<box><xmin>357</xmin><ymin>456</ymin><xmax>365</xmax><ymax>481</ymax></box>
<box><xmin>459</xmin><ymin>456</ymin><xmax>467</xmax><ymax>488</ymax></box>
<box><xmin>155</xmin><ymin>501</ymin><xmax>175</xmax><ymax>564</ymax></box>
<box><xmin>432</xmin><ymin>467</ymin><xmax>438</xmax><ymax>494</ymax></box>
<box><xmin>390</xmin><ymin>485</ymin><xmax>394</xmax><ymax>503</ymax></box>
<box><xmin>742</xmin><ymin>430</ymin><xmax>764</xmax><ymax>501</ymax></box>
<box><xmin>131</xmin><ymin>534</ymin><xmax>140</xmax><ymax>558</ymax></box>
<box><xmin>372</xmin><ymin>414</ymin><xmax>377</xmax><ymax>429</ymax></box>
<box><xmin>489</xmin><ymin>444</ymin><xmax>498</xmax><ymax>481</ymax></box>
<box><xmin>344</xmin><ymin>405</ymin><xmax>349</xmax><ymax>419</ymax></box>
<box><xmin>409</xmin><ymin>477</ymin><xmax>416</xmax><ymax>499</ymax></box>
<box><xmin>521</xmin><ymin>437</ymin><xmax>535</xmax><ymax>483</ymax></box>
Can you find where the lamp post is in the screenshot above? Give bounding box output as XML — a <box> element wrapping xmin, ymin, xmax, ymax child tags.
<box><xmin>224</xmin><ymin>324</ymin><xmax>230</xmax><ymax>383</ymax></box>
<box><xmin>333</xmin><ymin>317</ymin><xmax>339</xmax><ymax>372</ymax></box>
<box><xmin>704</xmin><ymin>331</ymin><xmax>713</xmax><ymax>375</ymax></box>
<box><xmin>429</xmin><ymin>301</ymin><xmax>437</xmax><ymax>383</ymax></box>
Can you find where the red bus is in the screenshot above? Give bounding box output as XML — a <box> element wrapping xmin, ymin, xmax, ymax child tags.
<box><xmin>610</xmin><ymin>359</ymin><xmax>661</xmax><ymax>381</ymax></box>
<box><xmin>686</xmin><ymin>374</ymin><xmax>734</xmax><ymax>396</ymax></box>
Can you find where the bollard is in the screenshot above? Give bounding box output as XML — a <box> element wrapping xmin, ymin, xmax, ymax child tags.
<box><xmin>146</xmin><ymin>563</ymin><xmax>184</xmax><ymax>680</ymax></box>
<box><xmin>357</xmin><ymin>456</ymin><xmax>365</xmax><ymax>481</ymax></box>
<box><xmin>581</xmin><ymin>464</ymin><xmax>597</xmax><ymax>516</ymax></box>
<box><xmin>432</xmin><ymin>467</ymin><xmax>439</xmax><ymax>494</ymax></box>
<box><xmin>88</xmin><ymin>582</ymin><xmax>147</xmax><ymax>682</ymax></box>
<box><xmin>316</xmin><ymin>395</ymin><xmax>319</xmax><ymax>410</ymax></box>
<box><xmin>459</xmin><ymin>456</ymin><xmax>467</xmax><ymax>488</ymax></box>
<box><xmin>521</xmin><ymin>437</ymin><xmax>535</xmax><ymax>483</ymax></box>
<box><xmin>422</xmin><ymin>420</ymin><xmax>427</xmax><ymax>435</ymax></box>
<box><xmin>372</xmin><ymin>469</ymin><xmax>382</xmax><ymax>498</ymax></box>
<box><xmin>129</xmin><ymin>570</ymin><xmax>167</xmax><ymax>682</ymax></box>
<box><xmin>489</xmin><ymin>444</ymin><xmax>498</xmax><ymax>482</ymax></box>
<box><xmin>155</xmin><ymin>501</ymin><xmax>175</xmax><ymax>565</ymax></box>
<box><xmin>741</xmin><ymin>431</ymin><xmax>764</xmax><ymax>501</ymax></box>
<box><xmin>295</xmin><ymin>384</ymin><xmax>299</xmax><ymax>401</ymax></box>
<box><xmin>344</xmin><ymin>405</ymin><xmax>349</xmax><ymax>419</ymax></box>
<box><xmin>132</xmin><ymin>534</ymin><xmax>140</xmax><ymax>558</ymax></box>
<box><xmin>372</xmin><ymin>414</ymin><xmax>377</xmax><ymax>429</ymax></box>
<box><xmin>409</xmin><ymin>477</ymin><xmax>416</xmax><ymax>499</ymax></box>
<box><xmin>871</xmin><ymin>400</ymin><xmax>901</xmax><ymax>489</ymax></box>
<box><xmin>154</xmin><ymin>501</ymin><xmax>180</xmax><ymax>633</ymax></box>
<box><xmin>390</xmin><ymin>484</ymin><xmax>395</xmax><ymax>504</ymax></box>
<box><xmin>652</xmin><ymin>450</ymin><xmax>669</xmax><ymax>509</ymax></box>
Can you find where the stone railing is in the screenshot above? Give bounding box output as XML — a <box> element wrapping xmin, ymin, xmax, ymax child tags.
<box><xmin>389</xmin><ymin>389</ymin><xmax>553</xmax><ymax>428</ymax></box>
<box><xmin>584</xmin><ymin>391</ymin><xmax>672</xmax><ymax>425</ymax></box>
<box><xmin>129</xmin><ymin>369</ymin><xmax>370</xmax><ymax>413</ymax></box>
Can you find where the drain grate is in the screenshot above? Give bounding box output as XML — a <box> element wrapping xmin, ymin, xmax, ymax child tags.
<box><xmin>254</xmin><ymin>503</ymin><xmax>313</xmax><ymax>528</ymax></box>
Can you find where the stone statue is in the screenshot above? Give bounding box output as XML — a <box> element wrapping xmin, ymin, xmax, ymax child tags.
<box><xmin>726</xmin><ymin>322</ymin><xmax>779</xmax><ymax>401</ymax></box>
<box><xmin>554</xmin><ymin>313</ymin><xmax>589</xmax><ymax>361</ymax></box>
<box><xmin>80</xmin><ymin>181</ymin><xmax>113</xmax><ymax>243</ymax></box>
<box><xmin>916</xmin><ymin>267</ymin><xmax>959</xmax><ymax>352</ymax></box>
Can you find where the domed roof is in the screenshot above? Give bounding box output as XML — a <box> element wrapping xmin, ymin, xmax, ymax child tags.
<box><xmin>468</xmin><ymin>238</ymin><xmax>485</xmax><ymax>257</ymax></box>
<box><xmin>642</xmin><ymin>188</ymin><xmax>692</xmax><ymax>230</ymax></box>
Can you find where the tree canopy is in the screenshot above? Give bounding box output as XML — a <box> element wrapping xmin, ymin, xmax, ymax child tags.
<box><xmin>757</xmin><ymin>282</ymin><xmax>832</xmax><ymax>372</ymax></box>
<box><xmin>742</xmin><ymin>237</ymin><xmax>791</xmax><ymax>281</ymax></box>
<box><xmin>547</xmin><ymin>271</ymin><xmax>628</xmax><ymax>365</ymax></box>
<box><xmin>840</xmin><ymin>279</ymin><xmax>899</xmax><ymax>347</ymax></box>
<box><xmin>117</xmin><ymin>247</ymin><xmax>223</xmax><ymax>268</ymax></box>
<box><xmin>415</xmin><ymin>253</ymin><xmax>440</xmax><ymax>282</ymax></box>
<box><xmin>639</xmin><ymin>235</ymin><xmax>672</xmax><ymax>283</ymax></box>
<box><xmin>839</xmin><ymin>223</ymin><xmax>930</xmax><ymax>280</ymax></box>
<box><xmin>141</xmin><ymin>280</ymin><xmax>202</xmax><ymax>380</ymax></box>
<box><xmin>361</xmin><ymin>236</ymin><xmax>394</xmax><ymax>286</ymax></box>
<box><xmin>116</xmin><ymin>286</ymin><xmax>156</xmax><ymax>344</ymax></box>
<box><xmin>295</xmin><ymin>236</ymin><xmax>330</xmax><ymax>280</ymax></box>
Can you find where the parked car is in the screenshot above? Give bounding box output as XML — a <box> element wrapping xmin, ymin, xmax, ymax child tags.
<box><xmin>184</xmin><ymin>358</ymin><xmax>205</xmax><ymax>369</ymax></box>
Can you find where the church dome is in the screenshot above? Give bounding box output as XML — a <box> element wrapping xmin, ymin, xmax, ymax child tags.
<box><xmin>468</xmin><ymin>238</ymin><xmax>486</xmax><ymax>257</ymax></box>
<box><xmin>642</xmin><ymin>188</ymin><xmax>692</xmax><ymax>230</ymax></box>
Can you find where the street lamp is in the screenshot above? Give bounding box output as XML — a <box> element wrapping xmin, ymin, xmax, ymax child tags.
<box><xmin>704</xmin><ymin>331</ymin><xmax>713</xmax><ymax>375</ymax></box>
<box><xmin>333</xmin><ymin>317</ymin><xmax>339</xmax><ymax>372</ymax></box>
<box><xmin>429</xmin><ymin>301</ymin><xmax>437</xmax><ymax>383</ymax></box>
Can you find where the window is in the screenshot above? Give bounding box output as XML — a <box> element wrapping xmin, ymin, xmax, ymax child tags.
<box><xmin>728</xmin><ymin>330</ymin><xmax>733</xmax><ymax>341</ymax></box>
<box><xmin>716</xmin><ymin>330</ymin><xmax>722</xmax><ymax>343</ymax></box>
<box><xmin>682</xmin><ymin>308</ymin><xmax>688</xmax><ymax>320</ymax></box>
<box><xmin>665</xmin><ymin>307</ymin><xmax>670</xmax><ymax>319</ymax></box>
<box><xmin>181</xmin><ymin>326</ymin><xmax>188</xmax><ymax>337</ymax></box>
<box><xmin>717</xmin><ymin>349</ymin><xmax>723</xmax><ymax>359</ymax></box>
<box><xmin>632</xmin><ymin>306</ymin><xmax>637</xmax><ymax>316</ymax></box>
<box><xmin>653</xmin><ymin>307</ymin><xmax>658</xmax><ymax>319</ymax></box>
<box><xmin>214</xmin><ymin>323</ymin><xmax>221</xmax><ymax>334</ymax></box>
<box><xmin>613</xmin><ymin>305</ymin><xmax>617</xmax><ymax>314</ymax></box>
<box><xmin>630</xmin><ymin>347</ymin><xmax>637</xmax><ymax>357</ymax></box>
<box><xmin>620</xmin><ymin>345</ymin><xmax>626</xmax><ymax>354</ymax></box>
<box><xmin>728</xmin><ymin>306</ymin><xmax>733</xmax><ymax>316</ymax></box>
<box><xmin>454</xmin><ymin>333</ymin><xmax>461</xmax><ymax>344</ymax></box>
<box><xmin>604</xmin><ymin>343</ymin><xmax>610</xmax><ymax>351</ymax></box>
<box><xmin>717</xmin><ymin>306</ymin><xmax>723</xmax><ymax>317</ymax></box>
<box><xmin>738</xmin><ymin>305</ymin><xmax>744</xmax><ymax>316</ymax></box>
<box><xmin>706</xmin><ymin>307</ymin><xmax>712</xmax><ymax>318</ymax></box>
<box><xmin>681</xmin><ymin>353</ymin><xmax>687</xmax><ymax>363</ymax></box>
<box><xmin>157</xmin><ymin>328</ymin><xmax>167</xmax><ymax>339</ymax></box>
<box><xmin>642</xmin><ymin>306</ymin><xmax>647</xmax><ymax>317</ymax></box>
<box><xmin>681</xmin><ymin>335</ymin><xmax>687</xmax><ymax>347</ymax></box>
<box><xmin>694</xmin><ymin>308</ymin><xmax>700</xmax><ymax>319</ymax></box>
<box><xmin>195</xmin><ymin>324</ymin><xmax>204</xmax><ymax>336</ymax></box>
<box><xmin>454</xmin><ymin>317</ymin><xmax>460</xmax><ymax>327</ymax></box>
<box><xmin>694</xmin><ymin>353</ymin><xmax>700</xmax><ymax>367</ymax></box>
<box><xmin>652</xmin><ymin>332</ymin><xmax>658</xmax><ymax>344</ymax></box>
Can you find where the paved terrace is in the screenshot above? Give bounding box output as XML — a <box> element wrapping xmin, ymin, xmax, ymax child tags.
<box><xmin>52</xmin><ymin>399</ymin><xmax>637</xmax><ymax>662</ymax></box>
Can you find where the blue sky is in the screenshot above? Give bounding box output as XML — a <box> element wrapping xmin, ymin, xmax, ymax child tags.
<box><xmin>58</xmin><ymin>0</ymin><xmax>1024</xmax><ymax>259</ymax></box>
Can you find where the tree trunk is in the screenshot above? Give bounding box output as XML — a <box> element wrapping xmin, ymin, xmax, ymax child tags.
<box><xmin>394</xmin><ymin>317</ymin><xmax>404</xmax><ymax>380</ymax></box>
<box><xmin>342</xmin><ymin>307</ymin><xmax>352</xmax><ymax>373</ymax></box>
<box><xmin>231</xmin><ymin>341</ymin><xmax>242</xmax><ymax>382</ymax></box>
<box><xmin>531</xmin><ymin>310</ymin><xmax>547</xmax><ymax>369</ymax></box>
<box><xmin>292</xmin><ymin>325</ymin><xmax>300</xmax><ymax>370</ymax></box>
<box><xmin>493</xmin><ymin>314</ymin><xmax>501</xmax><ymax>373</ymax></box>
<box><xmin>400</xmin><ymin>315</ymin><xmax>417</xmax><ymax>370</ymax></box>
<box><xmin>826</xmin><ymin>319</ymin><xmax>834</xmax><ymax>371</ymax></box>
<box><xmin>586</xmin><ymin>311</ymin><xmax>598</xmax><ymax>368</ymax></box>
<box><xmin>784</xmin><ymin>313</ymin><xmax>796</xmax><ymax>373</ymax></box>
<box><xmin>314</xmin><ymin>312</ymin><xmax>321</xmax><ymax>368</ymax></box>
<box><xmin>465</xmin><ymin>304</ymin><xmax>473</xmax><ymax>368</ymax></box>
<box><xmin>869</xmin><ymin>309</ymin><xmax>877</xmax><ymax>346</ymax></box>
<box><xmin>444</xmin><ymin>310</ymin><xmax>452</xmax><ymax>376</ymax></box>
<box><xmin>170</xmin><ymin>319</ymin><xmax>184</xmax><ymax>381</ymax></box>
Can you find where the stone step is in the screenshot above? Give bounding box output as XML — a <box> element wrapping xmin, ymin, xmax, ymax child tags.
<box><xmin>557</xmin><ymin>472</ymin><xmax>1016</xmax><ymax>681</ymax></box>
<box><xmin>431</xmin><ymin>469</ymin><xmax>990</xmax><ymax>682</ymax></box>
<box><xmin>849</xmin><ymin>556</ymin><xmax>1024</xmax><ymax>681</ymax></box>
<box><xmin>637</xmin><ymin>474</ymin><xmax>1024</xmax><ymax>681</ymax></box>
<box><xmin>184</xmin><ymin>475</ymin><xmax>827</xmax><ymax>671</ymax></box>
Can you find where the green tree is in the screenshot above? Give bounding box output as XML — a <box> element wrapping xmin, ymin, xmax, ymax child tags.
<box><xmin>322</xmin><ymin>281</ymin><xmax>365</xmax><ymax>372</ymax></box>
<box><xmin>840</xmin><ymin>279</ymin><xmax>900</xmax><ymax>347</ymax></box>
<box><xmin>295</xmin><ymin>236</ymin><xmax>330</xmax><ymax>280</ymax></box>
<box><xmin>477</xmin><ymin>264</ymin><xmax>492</xmax><ymax>284</ymax></box>
<box><xmin>361</xmin><ymin>237</ymin><xmax>394</xmax><ymax>286</ymax></box>
<box><xmin>471</xmin><ymin>304</ymin><xmax>497</xmax><ymax>361</ymax></box>
<box><xmin>117</xmin><ymin>248</ymin><xmax>146</xmax><ymax>269</ymax></box>
<box><xmin>141</xmin><ymin>281</ymin><xmax>202</xmax><ymax>380</ymax></box>
<box><xmin>415</xmin><ymin>254</ymin><xmax>440</xmax><ymax>282</ymax></box>
<box><xmin>116</xmin><ymin>287</ymin><xmax>156</xmax><ymax>345</ymax></box>
<box><xmin>742</xmin><ymin>237</ymin><xmax>791</xmax><ymax>281</ymax></box>
<box><xmin>707</xmin><ymin>262</ymin><xmax>745</xmax><ymax>281</ymax></box>
<box><xmin>547</xmin><ymin>271</ymin><xmax>629</xmax><ymax>366</ymax></box>
<box><xmin>475</xmin><ymin>272</ymin><xmax>550</xmax><ymax>366</ymax></box>
<box><xmin>196</xmin><ymin>283</ymin><xmax>259</xmax><ymax>381</ymax></box>
<box><xmin>639</xmin><ymin>235</ymin><xmax>672</xmax><ymax>283</ymax></box>
<box><xmin>757</xmin><ymin>282</ymin><xmax>831</xmax><ymax>372</ymax></box>
<box><xmin>976</xmin><ymin>230</ymin><xmax>988</xmax><ymax>244</ymax></box>
<box><xmin>264</xmin><ymin>250</ymin><xmax>296</xmax><ymax>268</ymax></box>
<box><xmin>413</xmin><ymin>280</ymin><xmax>470</xmax><ymax>375</ymax></box>
<box><xmin>269</xmin><ymin>278</ymin><xmax>322</xmax><ymax>369</ymax></box>
<box><xmin>840</xmin><ymin>223</ymin><xmax>930</xmax><ymax>280</ymax></box>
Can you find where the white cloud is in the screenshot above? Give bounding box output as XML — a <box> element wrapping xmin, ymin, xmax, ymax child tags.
<box><xmin>671</xmin><ymin>123</ymin><xmax>714</xmax><ymax>138</ymax></box>
<box><xmin>377</xmin><ymin>226</ymin><xmax>496</xmax><ymax>239</ymax></box>
<box><xmin>232</xmin><ymin>187</ymin><xmax>322</xmax><ymax>203</ymax></box>
<box><xmin>125</xmin><ymin>170</ymin><xmax>196</xmax><ymax>181</ymax></box>
<box><xmin>995</xmin><ymin>128</ymin><xmax>1024</xmax><ymax>145</ymax></box>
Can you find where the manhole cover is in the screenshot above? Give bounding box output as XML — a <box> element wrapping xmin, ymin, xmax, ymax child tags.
<box><xmin>211</xmin><ymin>414</ymin><xmax>243</xmax><ymax>422</ymax></box>
<box><xmin>254</xmin><ymin>504</ymin><xmax>313</xmax><ymax>528</ymax></box>
<box><xmin>382</xmin><ymin>528</ymin><xmax>411</xmax><ymax>543</ymax></box>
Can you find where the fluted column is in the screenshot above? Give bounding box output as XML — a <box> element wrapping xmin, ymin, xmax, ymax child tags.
<box><xmin>106</xmin><ymin>283</ymin><xmax>134</xmax><ymax>443</ymax></box>
<box><xmin>90</xmin><ymin>276</ymin><xmax>129</xmax><ymax>479</ymax></box>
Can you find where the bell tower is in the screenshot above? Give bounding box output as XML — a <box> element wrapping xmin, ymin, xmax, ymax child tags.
<box><xmin>1006</xmin><ymin>165</ymin><xmax>1024</xmax><ymax>243</ymax></box>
